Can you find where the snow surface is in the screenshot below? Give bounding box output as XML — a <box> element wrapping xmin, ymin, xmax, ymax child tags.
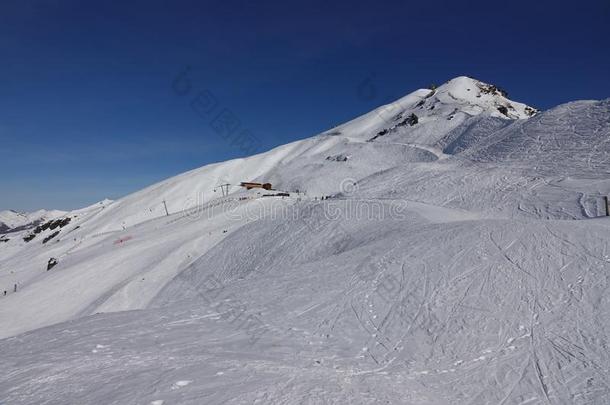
<box><xmin>1</xmin><ymin>76</ymin><xmax>609</xmax><ymax>404</ymax></box>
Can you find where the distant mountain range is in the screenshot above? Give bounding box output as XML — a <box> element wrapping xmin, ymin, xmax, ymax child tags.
<box><xmin>0</xmin><ymin>209</ymin><xmax>65</xmax><ymax>233</ymax></box>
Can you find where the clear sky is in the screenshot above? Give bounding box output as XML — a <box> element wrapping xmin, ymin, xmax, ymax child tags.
<box><xmin>1</xmin><ymin>0</ymin><xmax>609</xmax><ymax>211</ymax></box>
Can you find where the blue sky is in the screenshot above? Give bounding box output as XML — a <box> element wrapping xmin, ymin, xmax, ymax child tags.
<box><xmin>1</xmin><ymin>0</ymin><xmax>609</xmax><ymax>211</ymax></box>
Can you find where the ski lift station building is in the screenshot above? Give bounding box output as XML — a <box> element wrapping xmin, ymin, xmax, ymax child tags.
<box><xmin>240</xmin><ymin>182</ymin><xmax>272</xmax><ymax>190</ymax></box>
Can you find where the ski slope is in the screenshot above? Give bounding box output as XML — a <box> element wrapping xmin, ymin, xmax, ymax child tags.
<box><xmin>1</xmin><ymin>76</ymin><xmax>609</xmax><ymax>405</ymax></box>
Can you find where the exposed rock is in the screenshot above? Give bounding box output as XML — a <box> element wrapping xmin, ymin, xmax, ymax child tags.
<box><xmin>397</xmin><ymin>113</ymin><xmax>418</xmax><ymax>127</ymax></box>
<box><xmin>34</xmin><ymin>217</ymin><xmax>72</xmax><ymax>234</ymax></box>
<box><xmin>326</xmin><ymin>154</ymin><xmax>349</xmax><ymax>162</ymax></box>
<box><xmin>368</xmin><ymin>114</ymin><xmax>418</xmax><ymax>142</ymax></box>
<box><xmin>325</xmin><ymin>130</ymin><xmax>342</xmax><ymax>136</ymax></box>
<box><xmin>47</xmin><ymin>258</ymin><xmax>58</xmax><ymax>271</ymax></box>
<box><xmin>477</xmin><ymin>82</ymin><xmax>508</xmax><ymax>97</ymax></box>
<box><xmin>497</xmin><ymin>105</ymin><xmax>509</xmax><ymax>116</ymax></box>
<box><xmin>43</xmin><ymin>231</ymin><xmax>60</xmax><ymax>244</ymax></box>
<box><xmin>524</xmin><ymin>106</ymin><xmax>538</xmax><ymax>117</ymax></box>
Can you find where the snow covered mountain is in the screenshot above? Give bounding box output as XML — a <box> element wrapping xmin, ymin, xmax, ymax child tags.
<box><xmin>32</xmin><ymin>76</ymin><xmax>538</xmax><ymax>235</ymax></box>
<box><xmin>1</xmin><ymin>76</ymin><xmax>609</xmax><ymax>405</ymax></box>
<box><xmin>0</xmin><ymin>209</ymin><xmax>65</xmax><ymax>233</ymax></box>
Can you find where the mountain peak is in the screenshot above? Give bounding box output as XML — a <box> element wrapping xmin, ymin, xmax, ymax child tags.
<box><xmin>426</xmin><ymin>76</ymin><xmax>537</xmax><ymax>119</ymax></box>
<box><xmin>328</xmin><ymin>76</ymin><xmax>537</xmax><ymax>144</ymax></box>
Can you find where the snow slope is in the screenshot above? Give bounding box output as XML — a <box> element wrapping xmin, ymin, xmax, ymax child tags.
<box><xmin>1</xmin><ymin>76</ymin><xmax>609</xmax><ymax>405</ymax></box>
<box><xmin>465</xmin><ymin>99</ymin><xmax>610</xmax><ymax>177</ymax></box>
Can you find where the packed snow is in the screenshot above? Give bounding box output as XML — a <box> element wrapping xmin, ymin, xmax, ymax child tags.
<box><xmin>1</xmin><ymin>76</ymin><xmax>609</xmax><ymax>404</ymax></box>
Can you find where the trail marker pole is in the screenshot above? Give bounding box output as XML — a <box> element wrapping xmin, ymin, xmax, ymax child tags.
<box><xmin>604</xmin><ymin>196</ymin><xmax>609</xmax><ymax>217</ymax></box>
<box><xmin>163</xmin><ymin>200</ymin><xmax>169</xmax><ymax>216</ymax></box>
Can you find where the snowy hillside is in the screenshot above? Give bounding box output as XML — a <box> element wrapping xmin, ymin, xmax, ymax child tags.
<box><xmin>1</xmin><ymin>76</ymin><xmax>609</xmax><ymax>405</ymax></box>
<box><xmin>0</xmin><ymin>209</ymin><xmax>65</xmax><ymax>233</ymax></box>
<box><xmin>465</xmin><ymin>99</ymin><xmax>610</xmax><ymax>177</ymax></box>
